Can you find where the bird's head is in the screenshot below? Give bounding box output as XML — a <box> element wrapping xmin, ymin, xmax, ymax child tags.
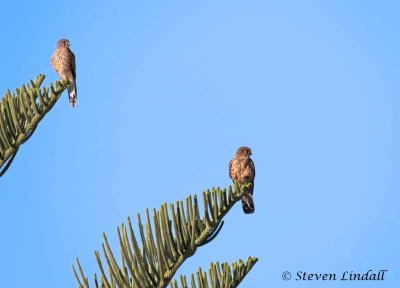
<box><xmin>56</xmin><ymin>39</ymin><xmax>70</xmax><ymax>48</ymax></box>
<box><xmin>236</xmin><ymin>146</ymin><xmax>252</xmax><ymax>157</ymax></box>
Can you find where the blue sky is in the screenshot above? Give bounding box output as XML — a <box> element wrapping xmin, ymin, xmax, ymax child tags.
<box><xmin>0</xmin><ymin>1</ymin><xmax>399</xmax><ymax>287</ymax></box>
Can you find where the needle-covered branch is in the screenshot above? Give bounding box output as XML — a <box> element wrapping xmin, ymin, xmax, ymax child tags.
<box><xmin>170</xmin><ymin>257</ymin><xmax>258</xmax><ymax>288</ymax></box>
<box><xmin>73</xmin><ymin>183</ymin><xmax>255</xmax><ymax>288</ymax></box>
<box><xmin>0</xmin><ymin>75</ymin><xmax>68</xmax><ymax>176</ymax></box>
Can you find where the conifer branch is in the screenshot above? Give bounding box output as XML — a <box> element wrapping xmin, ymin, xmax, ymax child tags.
<box><xmin>0</xmin><ymin>75</ymin><xmax>68</xmax><ymax>176</ymax></box>
<box><xmin>74</xmin><ymin>184</ymin><xmax>255</xmax><ymax>288</ymax></box>
<box><xmin>170</xmin><ymin>257</ymin><xmax>258</xmax><ymax>288</ymax></box>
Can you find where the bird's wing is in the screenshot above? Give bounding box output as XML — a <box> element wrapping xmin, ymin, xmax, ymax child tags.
<box><xmin>70</xmin><ymin>50</ymin><xmax>76</xmax><ymax>79</ymax></box>
<box><xmin>50</xmin><ymin>49</ymin><xmax>59</xmax><ymax>72</ymax></box>
<box><xmin>229</xmin><ymin>159</ymin><xmax>234</xmax><ymax>180</ymax></box>
<box><xmin>250</xmin><ymin>158</ymin><xmax>255</xmax><ymax>177</ymax></box>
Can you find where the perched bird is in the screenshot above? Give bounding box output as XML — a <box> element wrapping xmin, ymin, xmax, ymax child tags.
<box><xmin>51</xmin><ymin>39</ymin><xmax>77</xmax><ymax>107</ymax></box>
<box><xmin>229</xmin><ymin>146</ymin><xmax>256</xmax><ymax>214</ymax></box>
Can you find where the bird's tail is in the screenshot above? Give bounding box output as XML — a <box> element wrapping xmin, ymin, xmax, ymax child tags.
<box><xmin>241</xmin><ymin>182</ymin><xmax>255</xmax><ymax>214</ymax></box>
<box><xmin>241</xmin><ymin>194</ymin><xmax>255</xmax><ymax>214</ymax></box>
<box><xmin>67</xmin><ymin>80</ymin><xmax>77</xmax><ymax>108</ymax></box>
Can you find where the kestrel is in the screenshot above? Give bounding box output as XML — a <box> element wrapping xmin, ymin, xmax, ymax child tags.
<box><xmin>229</xmin><ymin>146</ymin><xmax>256</xmax><ymax>214</ymax></box>
<box><xmin>51</xmin><ymin>39</ymin><xmax>77</xmax><ymax>107</ymax></box>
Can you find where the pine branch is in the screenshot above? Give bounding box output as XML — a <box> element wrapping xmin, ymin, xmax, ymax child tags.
<box><xmin>73</xmin><ymin>183</ymin><xmax>255</xmax><ymax>288</ymax></box>
<box><xmin>170</xmin><ymin>257</ymin><xmax>258</xmax><ymax>288</ymax></box>
<box><xmin>0</xmin><ymin>75</ymin><xmax>68</xmax><ymax>176</ymax></box>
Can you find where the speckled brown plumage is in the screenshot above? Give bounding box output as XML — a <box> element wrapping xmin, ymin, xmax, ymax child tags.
<box><xmin>229</xmin><ymin>146</ymin><xmax>256</xmax><ymax>214</ymax></box>
<box><xmin>51</xmin><ymin>39</ymin><xmax>77</xmax><ymax>107</ymax></box>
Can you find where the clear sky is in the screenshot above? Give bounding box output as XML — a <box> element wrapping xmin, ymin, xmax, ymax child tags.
<box><xmin>0</xmin><ymin>1</ymin><xmax>399</xmax><ymax>287</ymax></box>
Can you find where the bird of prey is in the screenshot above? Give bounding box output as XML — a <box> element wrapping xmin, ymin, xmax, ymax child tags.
<box><xmin>229</xmin><ymin>146</ymin><xmax>256</xmax><ymax>214</ymax></box>
<box><xmin>51</xmin><ymin>39</ymin><xmax>77</xmax><ymax>107</ymax></box>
